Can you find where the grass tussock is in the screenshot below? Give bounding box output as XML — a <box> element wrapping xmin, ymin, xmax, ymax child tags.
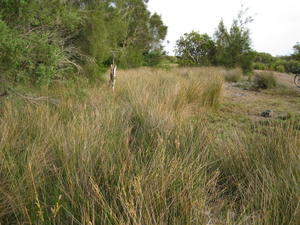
<box><xmin>224</xmin><ymin>68</ymin><xmax>243</xmax><ymax>83</ymax></box>
<box><xmin>0</xmin><ymin>67</ymin><xmax>299</xmax><ymax>225</ymax></box>
<box><xmin>254</xmin><ymin>71</ymin><xmax>277</xmax><ymax>89</ymax></box>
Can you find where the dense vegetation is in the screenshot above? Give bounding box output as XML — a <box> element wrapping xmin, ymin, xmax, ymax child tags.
<box><xmin>175</xmin><ymin>9</ymin><xmax>300</xmax><ymax>75</ymax></box>
<box><xmin>0</xmin><ymin>0</ymin><xmax>167</xmax><ymax>85</ymax></box>
<box><xmin>253</xmin><ymin>44</ymin><xmax>300</xmax><ymax>73</ymax></box>
<box><xmin>0</xmin><ymin>2</ymin><xmax>299</xmax><ymax>224</ymax></box>
<box><xmin>1</xmin><ymin>67</ymin><xmax>299</xmax><ymax>225</ymax></box>
<box><xmin>175</xmin><ymin>9</ymin><xmax>254</xmax><ymax>73</ymax></box>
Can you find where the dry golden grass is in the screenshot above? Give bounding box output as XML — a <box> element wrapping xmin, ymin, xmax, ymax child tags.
<box><xmin>224</xmin><ymin>68</ymin><xmax>243</xmax><ymax>83</ymax></box>
<box><xmin>0</xmin><ymin>67</ymin><xmax>299</xmax><ymax>225</ymax></box>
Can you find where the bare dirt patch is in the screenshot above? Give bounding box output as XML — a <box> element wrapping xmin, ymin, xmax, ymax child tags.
<box><xmin>223</xmin><ymin>72</ymin><xmax>300</xmax><ymax>121</ymax></box>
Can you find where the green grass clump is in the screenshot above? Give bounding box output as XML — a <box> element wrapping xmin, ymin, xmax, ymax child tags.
<box><xmin>254</xmin><ymin>72</ymin><xmax>277</xmax><ymax>89</ymax></box>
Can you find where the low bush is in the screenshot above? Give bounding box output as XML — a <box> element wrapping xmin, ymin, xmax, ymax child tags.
<box><xmin>254</xmin><ymin>72</ymin><xmax>277</xmax><ymax>89</ymax></box>
<box><xmin>275</xmin><ymin>64</ymin><xmax>285</xmax><ymax>72</ymax></box>
<box><xmin>253</xmin><ymin>62</ymin><xmax>268</xmax><ymax>70</ymax></box>
<box><xmin>282</xmin><ymin>60</ymin><xmax>300</xmax><ymax>74</ymax></box>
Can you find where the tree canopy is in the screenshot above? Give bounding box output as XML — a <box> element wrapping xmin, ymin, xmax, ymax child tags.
<box><xmin>0</xmin><ymin>0</ymin><xmax>168</xmax><ymax>85</ymax></box>
<box><xmin>292</xmin><ymin>43</ymin><xmax>300</xmax><ymax>61</ymax></box>
<box><xmin>175</xmin><ymin>32</ymin><xmax>216</xmax><ymax>66</ymax></box>
<box><xmin>175</xmin><ymin>8</ymin><xmax>254</xmax><ymax>73</ymax></box>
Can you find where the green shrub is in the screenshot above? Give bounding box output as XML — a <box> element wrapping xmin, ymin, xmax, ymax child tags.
<box><xmin>254</xmin><ymin>72</ymin><xmax>277</xmax><ymax>89</ymax></box>
<box><xmin>0</xmin><ymin>0</ymin><xmax>168</xmax><ymax>86</ymax></box>
<box><xmin>0</xmin><ymin>21</ymin><xmax>73</xmax><ymax>85</ymax></box>
<box><xmin>224</xmin><ymin>68</ymin><xmax>243</xmax><ymax>82</ymax></box>
<box><xmin>118</xmin><ymin>47</ymin><xmax>145</xmax><ymax>68</ymax></box>
<box><xmin>275</xmin><ymin>64</ymin><xmax>286</xmax><ymax>72</ymax></box>
<box><xmin>143</xmin><ymin>51</ymin><xmax>163</xmax><ymax>67</ymax></box>
<box><xmin>282</xmin><ymin>60</ymin><xmax>300</xmax><ymax>73</ymax></box>
<box><xmin>253</xmin><ymin>62</ymin><xmax>268</xmax><ymax>70</ymax></box>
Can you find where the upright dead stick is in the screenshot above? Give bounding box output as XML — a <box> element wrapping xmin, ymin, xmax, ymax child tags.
<box><xmin>109</xmin><ymin>60</ymin><xmax>117</xmax><ymax>91</ymax></box>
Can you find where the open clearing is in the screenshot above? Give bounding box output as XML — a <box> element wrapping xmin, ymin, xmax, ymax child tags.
<box><xmin>224</xmin><ymin>71</ymin><xmax>300</xmax><ymax>120</ymax></box>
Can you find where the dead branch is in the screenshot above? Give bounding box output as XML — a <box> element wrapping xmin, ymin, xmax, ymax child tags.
<box><xmin>7</xmin><ymin>87</ymin><xmax>60</xmax><ymax>105</ymax></box>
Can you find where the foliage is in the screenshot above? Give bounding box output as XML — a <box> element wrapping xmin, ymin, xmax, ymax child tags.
<box><xmin>292</xmin><ymin>42</ymin><xmax>300</xmax><ymax>61</ymax></box>
<box><xmin>253</xmin><ymin>44</ymin><xmax>300</xmax><ymax>74</ymax></box>
<box><xmin>214</xmin><ymin>8</ymin><xmax>254</xmax><ymax>73</ymax></box>
<box><xmin>254</xmin><ymin>72</ymin><xmax>277</xmax><ymax>89</ymax></box>
<box><xmin>282</xmin><ymin>60</ymin><xmax>300</xmax><ymax>74</ymax></box>
<box><xmin>254</xmin><ymin>52</ymin><xmax>276</xmax><ymax>65</ymax></box>
<box><xmin>0</xmin><ymin>0</ymin><xmax>168</xmax><ymax>85</ymax></box>
<box><xmin>253</xmin><ymin>62</ymin><xmax>268</xmax><ymax>70</ymax></box>
<box><xmin>275</xmin><ymin>64</ymin><xmax>285</xmax><ymax>72</ymax></box>
<box><xmin>175</xmin><ymin>8</ymin><xmax>254</xmax><ymax>73</ymax></box>
<box><xmin>175</xmin><ymin>32</ymin><xmax>216</xmax><ymax>66</ymax></box>
<box><xmin>0</xmin><ymin>20</ymin><xmax>72</xmax><ymax>85</ymax></box>
<box><xmin>143</xmin><ymin>51</ymin><xmax>163</xmax><ymax>66</ymax></box>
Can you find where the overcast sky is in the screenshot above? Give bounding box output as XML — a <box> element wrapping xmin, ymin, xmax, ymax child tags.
<box><xmin>147</xmin><ymin>0</ymin><xmax>300</xmax><ymax>56</ymax></box>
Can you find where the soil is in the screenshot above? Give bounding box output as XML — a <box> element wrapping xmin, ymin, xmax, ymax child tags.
<box><xmin>223</xmin><ymin>71</ymin><xmax>300</xmax><ymax>121</ymax></box>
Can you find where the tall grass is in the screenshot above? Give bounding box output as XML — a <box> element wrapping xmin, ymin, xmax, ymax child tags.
<box><xmin>224</xmin><ymin>68</ymin><xmax>243</xmax><ymax>83</ymax></box>
<box><xmin>0</xmin><ymin>67</ymin><xmax>299</xmax><ymax>225</ymax></box>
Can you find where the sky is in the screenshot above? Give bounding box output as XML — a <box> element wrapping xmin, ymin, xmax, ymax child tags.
<box><xmin>147</xmin><ymin>0</ymin><xmax>300</xmax><ymax>56</ymax></box>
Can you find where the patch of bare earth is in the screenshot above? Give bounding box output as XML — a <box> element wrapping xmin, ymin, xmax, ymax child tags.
<box><xmin>223</xmin><ymin>72</ymin><xmax>300</xmax><ymax>121</ymax></box>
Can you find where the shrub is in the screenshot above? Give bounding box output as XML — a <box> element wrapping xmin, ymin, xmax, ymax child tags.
<box><xmin>282</xmin><ymin>60</ymin><xmax>300</xmax><ymax>73</ymax></box>
<box><xmin>143</xmin><ymin>51</ymin><xmax>162</xmax><ymax>67</ymax></box>
<box><xmin>224</xmin><ymin>68</ymin><xmax>243</xmax><ymax>82</ymax></box>
<box><xmin>0</xmin><ymin>0</ymin><xmax>168</xmax><ymax>86</ymax></box>
<box><xmin>254</xmin><ymin>72</ymin><xmax>277</xmax><ymax>89</ymax></box>
<box><xmin>253</xmin><ymin>62</ymin><xmax>268</xmax><ymax>70</ymax></box>
<box><xmin>275</xmin><ymin>64</ymin><xmax>286</xmax><ymax>72</ymax></box>
<box><xmin>0</xmin><ymin>20</ymin><xmax>72</xmax><ymax>85</ymax></box>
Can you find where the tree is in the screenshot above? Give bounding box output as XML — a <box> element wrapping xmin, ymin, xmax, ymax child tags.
<box><xmin>93</xmin><ymin>0</ymin><xmax>167</xmax><ymax>68</ymax></box>
<box><xmin>0</xmin><ymin>0</ymin><xmax>168</xmax><ymax>85</ymax></box>
<box><xmin>149</xmin><ymin>13</ymin><xmax>168</xmax><ymax>51</ymax></box>
<box><xmin>214</xmin><ymin>8</ymin><xmax>254</xmax><ymax>73</ymax></box>
<box><xmin>175</xmin><ymin>31</ymin><xmax>216</xmax><ymax>66</ymax></box>
<box><xmin>292</xmin><ymin>42</ymin><xmax>300</xmax><ymax>61</ymax></box>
